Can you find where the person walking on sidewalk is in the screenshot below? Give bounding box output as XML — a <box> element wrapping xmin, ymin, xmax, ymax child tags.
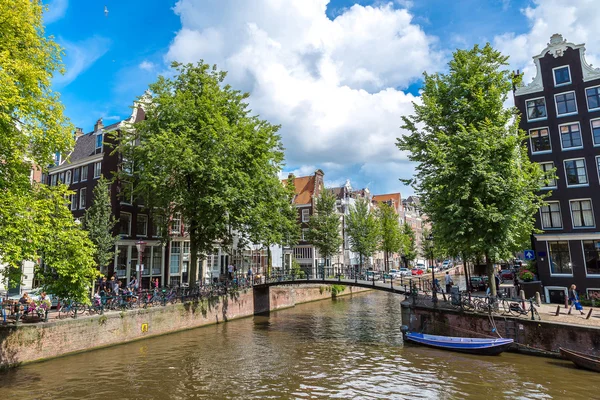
<box><xmin>445</xmin><ymin>271</ymin><xmax>453</xmax><ymax>294</ymax></box>
<box><xmin>568</xmin><ymin>284</ymin><xmax>585</xmax><ymax>315</ymax></box>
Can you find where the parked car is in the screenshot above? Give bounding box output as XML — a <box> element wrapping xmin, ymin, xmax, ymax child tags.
<box><xmin>411</xmin><ymin>268</ymin><xmax>424</xmax><ymax>276</ymax></box>
<box><xmin>365</xmin><ymin>271</ymin><xmax>382</xmax><ymax>281</ymax></box>
<box><xmin>500</xmin><ymin>269</ymin><xmax>514</xmax><ymax>281</ymax></box>
<box><xmin>398</xmin><ymin>268</ymin><xmax>411</xmax><ymax>276</ymax></box>
<box><xmin>387</xmin><ymin>269</ymin><xmax>400</xmax><ymax>279</ymax></box>
<box><xmin>442</xmin><ymin>260</ymin><xmax>453</xmax><ymax>269</ymax></box>
<box><xmin>470</xmin><ymin>276</ymin><xmax>488</xmax><ymax>292</ymax></box>
<box><xmin>416</xmin><ymin>261</ymin><xmax>426</xmax><ymax>270</ymax></box>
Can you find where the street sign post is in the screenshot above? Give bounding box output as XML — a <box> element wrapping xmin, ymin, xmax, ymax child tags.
<box><xmin>524</xmin><ymin>250</ymin><xmax>535</xmax><ymax>261</ymax></box>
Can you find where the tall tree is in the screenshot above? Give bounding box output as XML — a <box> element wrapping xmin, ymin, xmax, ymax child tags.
<box><xmin>0</xmin><ymin>0</ymin><xmax>96</xmax><ymax>297</ymax></box>
<box><xmin>346</xmin><ymin>198</ymin><xmax>380</xmax><ymax>274</ymax></box>
<box><xmin>377</xmin><ymin>203</ymin><xmax>403</xmax><ymax>271</ymax></box>
<box><xmin>305</xmin><ymin>190</ymin><xmax>342</xmax><ymax>277</ymax></box>
<box><xmin>84</xmin><ymin>177</ymin><xmax>118</xmax><ymax>272</ymax></box>
<box><xmin>397</xmin><ymin>44</ymin><xmax>545</xmax><ymax>295</ymax></box>
<box><xmin>401</xmin><ymin>223</ymin><xmax>417</xmax><ymax>267</ymax></box>
<box><xmin>119</xmin><ymin>62</ymin><xmax>286</xmax><ymax>287</ymax></box>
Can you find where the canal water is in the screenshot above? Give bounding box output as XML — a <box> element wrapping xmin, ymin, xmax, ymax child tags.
<box><xmin>0</xmin><ymin>291</ymin><xmax>596</xmax><ymax>399</ymax></box>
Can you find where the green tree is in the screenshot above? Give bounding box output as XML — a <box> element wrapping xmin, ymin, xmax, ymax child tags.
<box><xmin>84</xmin><ymin>177</ymin><xmax>118</xmax><ymax>272</ymax></box>
<box><xmin>377</xmin><ymin>203</ymin><xmax>403</xmax><ymax>271</ymax></box>
<box><xmin>346</xmin><ymin>198</ymin><xmax>380</xmax><ymax>274</ymax></box>
<box><xmin>397</xmin><ymin>44</ymin><xmax>545</xmax><ymax>295</ymax></box>
<box><xmin>119</xmin><ymin>62</ymin><xmax>286</xmax><ymax>287</ymax></box>
<box><xmin>0</xmin><ymin>0</ymin><xmax>96</xmax><ymax>298</ymax></box>
<box><xmin>401</xmin><ymin>223</ymin><xmax>417</xmax><ymax>266</ymax></box>
<box><xmin>305</xmin><ymin>189</ymin><xmax>342</xmax><ymax>277</ymax></box>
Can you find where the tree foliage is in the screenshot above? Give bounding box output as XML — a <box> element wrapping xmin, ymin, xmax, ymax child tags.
<box><xmin>305</xmin><ymin>189</ymin><xmax>342</xmax><ymax>268</ymax></box>
<box><xmin>120</xmin><ymin>62</ymin><xmax>288</xmax><ymax>286</ymax></box>
<box><xmin>401</xmin><ymin>222</ymin><xmax>417</xmax><ymax>264</ymax></box>
<box><xmin>346</xmin><ymin>198</ymin><xmax>379</xmax><ymax>271</ymax></box>
<box><xmin>397</xmin><ymin>43</ymin><xmax>545</xmax><ymax>295</ymax></box>
<box><xmin>0</xmin><ymin>0</ymin><xmax>96</xmax><ymax>299</ymax></box>
<box><xmin>84</xmin><ymin>177</ymin><xmax>118</xmax><ymax>271</ymax></box>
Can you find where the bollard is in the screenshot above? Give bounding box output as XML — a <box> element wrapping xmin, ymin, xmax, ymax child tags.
<box><xmin>520</xmin><ymin>290</ymin><xmax>526</xmax><ymax>309</ymax></box>
<box><xmin>564</xmin><ymin>294</ymin><xmax>569</xmax><ymax>309</ymax></box>
<box><xmin>586</xmin><ymin>309</ymin><xmax>593</xmax><ymax>320</ymax></box>
<box><xmin>555</xmin><ymin>305</ymin><xmax>560</xmax><ymax>316</ymax></box>
<box><xmin>535</xmin><ymin>292</ymin><xmax>541</xmax><ymax>306</ymax></box>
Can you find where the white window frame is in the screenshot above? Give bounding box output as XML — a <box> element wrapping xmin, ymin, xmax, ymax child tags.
<box><xmin>586</xmin><ymin>288</ymin><xmax>600</xmax><ymax>297</ymax></box>
<box><xmin>581</xmin><ymin>241</ymin><xmax>600</xmax><ymax>278</ymax></box>
<box><xmin>590</xmin><ymin>118</ymin><xmax>600</xmax><ymax>147</ymax></box>
<box><xmin>563</xmin><ymin>157</ymin><xmax>589</xmax><ymax>188</ymax></box>
<box><xmin>529</xmin><ymin>127</ymin><xmax>552</xmax><ymax>154</ymax></box>
<box><xmin>546</xmin><ymin>241</ymin><xmax>573</xmax><ymax>277</ymax></box>
<box><xmin>50</xmin><ymin>174</ymin><xmax>57</xmax><ymax>186</ymax></box>
<box><xmin>539</xmin><ymin>162</ymin><xmax>557</xmax><ymax>190</ymax></box>
<box><xmin>65</xmin><ymin>170</ymin><xmax>71</xmax><ymax>185</ymax></box>
<box><xmin>81</xmin><ymin>165</ymin><xmax>88</xmax><ymax>181</ymax></box>
<box><xmin>596</xmin><ymin>156</ymin><xmax>600</xmax><ymax>183</ymax></box>
<box><xmin>552</xmin><ymin>65</ymin><xmax>571</xmax><ymax>87</ymax></box>
<box><xmin>301</xmin><ymin>208</ymin><xmax>310</xmax><ymax>223</ymax></box>
<box><xmin>301</xmin><ymin>228</ymin><xmax>308</xmax><ymax>241</ymax></box>
<box><xmin>585</xmin><ymin>84</ymin><xmax>600</xmax><ymax>112</ymax></box>
<box><xmin>554</xmin><ymin>90</ymin><xmax>578</xmax><ymax>117</ymax></box>
<box><xmin>558</xmin><ymin>122</ymin><xmax>583</xmax><ymax>151</ymax></box>
<box><xmin>72</xmin><ymin>167</ymin><xmax>79</xmax><ymax>183</ymax></box>
<box><xmin>137</xmin><ymin>214</ymin><xmax>148</xmax><ymax>237</ymax></box>
<box><xmin>95</xmin><ymin>133</ymin><xmax>103</xmax><ymax>152</ymax></box>
<box><xmin>79</xmin><ymin>187</ymin><xmax>87</xmax><ymax>209</ymax></box>
<box><xmin>525</xmin><ymin>96</ymin><xmax>548</xmax><ymax>122</ymax></box>
<box><xmin>539</xmin><ymin>201</ymin><xmax>562</xmax><ymax>229</ymax></box>
<box><xmin>71</xmin><ymin>190</ymin><xmax>78</xmax><ymax>211</ymax></box>
<box><xmin>543</xmin><ymin>286</ymin><xmax>568</xmax><ymax>303</ymax></box>
<box><xmin>171</xmin><ymin>213</ymin><xmax>182</xmax><ymax>235</ymax></box>
<box><xmin>94</xmin><ymin>161</ymin><xmax>102</xmax><ymax>179</ymax></box>
<box><xmin>569</xmin><ymin>198</ymin><xmax>595</xmax><ymax>229</ymax></box>
<box><xmin>119</xmin><ymin>212</ymin><xmax>132</xmax><ymax>237</ymax></box>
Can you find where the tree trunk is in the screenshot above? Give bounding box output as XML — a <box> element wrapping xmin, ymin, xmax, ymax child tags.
<box><xmin>462</xmin><ymin>251</ymin><xmax>470</xmax><ymax>291</ymax></box>
<box><xmin>189</xmin><ymin>220</ymin><xmax>199</xmax><ymax>288</ymax></box>
<box><xmin>359</xmin><ymin>254</ymin><xmax>363</xmax><ymax>277</ymax></box>
<box><xmin>485</xmin><ymin>252</ymin><xmax>496</xmax><ymax>296</ymax></box>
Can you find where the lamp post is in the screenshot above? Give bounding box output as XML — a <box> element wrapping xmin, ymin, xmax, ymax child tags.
<box><xmin>135</xmin><ymin>240</ymin><xmax>147</xmax><ymax>290</ymax></box>
<box><xmin>426</xmin><ymin>234</ymin><xmax>436</xmax><ymax>301</ymax></box>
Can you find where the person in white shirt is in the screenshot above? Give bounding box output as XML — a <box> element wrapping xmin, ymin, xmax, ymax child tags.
<box><xmin>228</xmin><ymin>264</ymin><xmax>234</xmax><ymax>280</ymax></box>
<box><xmin>445</xmin><ymin>271</ymin><xmax>453</xmax><ymax>294</ymax></box>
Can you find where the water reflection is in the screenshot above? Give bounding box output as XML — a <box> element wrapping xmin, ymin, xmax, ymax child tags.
<box><xmin>0</xmin><ymin>291</ymin><xmax>596</xmax><ymax>399</ymax></box>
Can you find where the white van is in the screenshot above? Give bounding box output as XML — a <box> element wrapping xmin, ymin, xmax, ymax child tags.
<box><xmin>416</xmin><ymin>260</ymin><xmax>426</xmax><ymax>270</ymax></box>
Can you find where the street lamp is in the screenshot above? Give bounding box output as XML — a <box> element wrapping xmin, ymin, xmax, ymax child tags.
<box><xmin>135</xmin><ymin>240</ymin><xmax>147</xmax><ymax>289</ymax></box>
<box><xmin>425</xmin><ymin>234</ymin><xmax>436</xmax><ymax>301</ymax></box>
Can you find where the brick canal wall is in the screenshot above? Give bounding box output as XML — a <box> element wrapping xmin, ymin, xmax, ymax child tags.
<box><xmin>402</xmin><ymin>302</ymin><xmax>600</xmax><ymax>356</ymax></box>
<box><xmin>0</xmin><ymin>285</ymin><xmax>369</xmax><ymax>368</ymax></box>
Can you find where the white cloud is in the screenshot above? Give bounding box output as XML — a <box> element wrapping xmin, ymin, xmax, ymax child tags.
<box><xmin>55</xmin><ymin>36</ymin><xmax>111</xmax><ymax>87</ymax></box>
<box><xmin>139</xmin><ymin>61</ymin><xmax>156</xmax><ymax>71</ymax></box>
<box><xmin>494</xmin><ymin>0</ymin><xmax>600</xmax><ymax>84</ymax></box>
<box><xmin>44</xmin><ymin>0</ymin><xmax>68</xmax><ymax>24</ymax></box>
<box><xmin>103</xmin><ymin>115</ymin><xmax>121</xmax><ymax>121</ymax></box>
<box><xmin>165</xmin><ymin>0</ymin><xmax>441</xmax><ymax>194</ymax></box>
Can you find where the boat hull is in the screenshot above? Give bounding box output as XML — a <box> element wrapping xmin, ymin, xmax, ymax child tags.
<box><xmin>560</xmin><ymin>348</ymin><xmax>600</xmax><ymax>373</ymax></box>
<box><xmin>404</xmin><ymin>332</ymin><xmax>514</xmax><ymax>356</ymax></box>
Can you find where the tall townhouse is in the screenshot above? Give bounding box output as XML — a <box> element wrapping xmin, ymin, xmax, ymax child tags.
<box><xmin>401</xmin><ymin>196</ymin><xmax>429</xmax><ymax>262</ymax></box>
<box><xmin>514</xmin><ymin>34</ymin><xmax>600</xmax><ymax>302</ymax></box>
<box><xmin>44</xmin><ymin>109</ymin><xmax>167</xmax><ymax>289</ymax></box>
<box><xmin>372</xmin><ymin>192</ymin><xmax>403</xmax><ymax>271</ymax></box>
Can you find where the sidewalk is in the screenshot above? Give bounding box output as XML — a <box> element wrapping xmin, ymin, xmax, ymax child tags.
<box><xmin>537</xmin><ymin>302</ymin><xmax>600</xmax><ymax>327</ymax></box>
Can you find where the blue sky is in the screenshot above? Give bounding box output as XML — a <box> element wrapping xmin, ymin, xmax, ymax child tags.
<box><xmin>44</xmin><ymin>0</ymin><xmax>599</xmax><ymax>195</ymax></box>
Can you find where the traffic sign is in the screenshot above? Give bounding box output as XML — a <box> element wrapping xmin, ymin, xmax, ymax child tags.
<box><xmin>524</xmin><ymin>250</ymin><xmax>535</xmax><ymax>261</ymax></box>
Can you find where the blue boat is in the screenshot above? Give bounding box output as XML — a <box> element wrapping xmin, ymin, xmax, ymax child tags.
<box><xmin>404</xmin><ymin>332</ymin><xmax>514</xmax><ymax>356</ymax></box>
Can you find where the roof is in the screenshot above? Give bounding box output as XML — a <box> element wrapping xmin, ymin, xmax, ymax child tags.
<box><xmin>372</xmin><ymin>193</ymin><xmax>402</xmax><ymax>212</ymax></box>
<box><xmin>282</xmin><ymin>175</ymin><xmax>318</xmax><ymax>205</ymax></box>
<box><xmin>68</xmin><ymin>133</ymin><xmax>97</xmax><ymax>163</ymax></box>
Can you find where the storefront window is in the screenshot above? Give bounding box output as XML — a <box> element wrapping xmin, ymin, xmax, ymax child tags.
<box><xmin>583</xmin><ymin>240</ymin><xmax>600</xmax><ymax>275</ymax></box>
<box><xmin>548</xmin><ymin>241</ymin><xmax>572</xmax><ymax>274</ymax></box>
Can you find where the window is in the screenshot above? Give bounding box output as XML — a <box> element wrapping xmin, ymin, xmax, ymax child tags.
<box><xmin>293</xmin><ymin>247</ymin><xmax>313</xmax><ymax>259</ymax></box>
<box><xmin>73</xmin><ymin>167</ymin><xmax>80</xmax><ymax>183</ymax></box>
<box><xmin>171</xmin><ymin>213</ymin><xmax>182</xmax><ymax>235</ymax></box>
<box><xmin>555</xmin><ymin>91</ymin><xmax>577</xmax><ymax>116</ymax></box>
<box><xmin>560</xmin><ymin>123</ymin><xmax>582</xmax><ymax>149</ymax></box>
<box><xmin>71</xmin><ymin>191</ymin><xmax>78</xmax><ymax>211</ymax></box>
<box><xmin>81</xmin><ymin>165</ymin><xmax>88</xmax><ymax>181</ymax></box>
<box><xmin>548</xmin><ymin>241</ymin><xmax>572</xmax><ymax>275</ymax></box>
<box><xmin>586</xmin><ymin>86</ymin><xmax>600</xmax><ymax>111</ymax></box>
<box><xmin>120</xmin><ymin>181</ymin><xmax>133</xmax><ymax>204</ymax></box>
<box><xmin>79</xmin><ymin>187</ymin><xmax>87</xmax><ymax>209</ymax></box>
<box><xmin>65</xmin><ymin>170</ymin><xmax>71</xmax><ymax>185</ymax></box>
<box><xmin>539</xmin><ymin>162</ymin><xmax>556</xmax><ymax>188</ymax></box>
<box><xmin>152</xmin><ymin>248</ymin><xmax>163</xmax><ymax>275</ymax></box>
<box><xmin>540</xmin><ymin>201</ymin><xmax>562</xmax><ymax>229</ymax></box>
<box><xmin>553</xmin><ymin>66</ymin><xmax>571</xmax><ymax>86</ymax></box>
<box><xmin>50</xmin><ymin>174</ymin><xmax>57</xmax><ymax>186</ymax></box>
<box><xmin>94</xmin><ymin>162</ymin><xmax>102</xmax><ymax>178</ymax></box>
<box><xmin>591</xmin><ymin>119</ymin><xmax>600</xmax><ymax>146</ymax></box>
<box><xmin>526</xmin><ymin>98</ymin><xmax>547</xmax><ymax>121</ymax></box>
<box><xmin>95</xmin><ymin>133</ymin><xmax>103</xmax><ymax>152</ymax></box>
<box><xmin>137</xmin><ymin>214</ymin><xmax>148</xmax><ymax>237</ymax></box>
<box><xmin>59</xmin><ymin>172</ymin><xmax>65</xmax><ymax>184</ymax></box>
<box><xmin>564</xmin><ymin>159</ymin><xmax>588</xmax><ymax>186</ymax></box>
<box><xmin>301</xmin><ymin>208</ymin><xmax>310</xmax><ymax>223</ymax></box>
<box><xmin>530</xmin><ymin>128</ymin><xmax>551</xmax><ymax>153</ymax></box>
<box><xmin>170</xmin><ymin>242</ymin><xmax>181</xmax><ymax>274</ymax></box>
<box><xmin>183</xmin><ymin>241</ymin><xmax>190</xmax><ymax>254</ymax></box>
<box><xmin>302</xmin><ymin>228</ymin><xmax>308</xmax><ymax>241</ymax></box>
<box><xmin>570</xmin><ymin>199</ymin><xmax>594</xmax><ymax>228</ymax></box>
<box><xmin>583</xmin><ymin>241</ymin><xmax>600</xmax><ymax>275</ymax></box>
<box><xmin>119</xmin><ymin>212</ymin><xmax>132</xmax><ymax>236</ymax></box>
<box><xmin>154</xmin><ymin>216</ymin><xmax>165</xmax><ymax>237</ymax></box>
<box><xmin>597</xmin><ymin>156</ymin><xmax>600</xmax><ymax>182</ymax></box>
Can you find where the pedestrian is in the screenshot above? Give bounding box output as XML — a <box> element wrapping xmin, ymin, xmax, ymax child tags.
<box><xmin>110</xmin><ymin>277</ymin><xmax>119</xmax><ymax>297</ymax></box>
<box><xmin>0</xmin><ymin>295</ymin><xmax>6</xmax><ymax>324</ymax></box>
<box><xmin>568</xmin><ymin>284</ymin><xmax>584</xmax><ymax>315</ymax></box>
<box><xmin>154</xmin><ymin>278</ymin><xmax>159</xmax><ymax>290</ymax></box>
<box><xmin>128</xmin><ymin>276</ymin><xmax>138</xmax><ymax>291</ymax></box>
<box><xmin>228</xmin><ymin>264</ymin><xmax>234</xmax><ymax>280</ymax></box>
<box><xmin>98</xmin><ymin>277</ymin><xmax>108</xmax><ymax>295</ymax></box>
<box><xmin>247</xmin><ymin>266</ymin><xmax>253</xmax><ymax>283</ymax></box>
<box><xmin>444</xmin><ymin>271</ymin><xmax>453</xmax><ymax>294</ymax></box>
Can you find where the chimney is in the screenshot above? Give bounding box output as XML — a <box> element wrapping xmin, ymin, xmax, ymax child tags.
<box><xmin>74</xmin><ymin>127</ymin><xmax>84</xmax><ymax>138</ymax></box>
<box><xmin>94</xmin><ymin>118</ymin><xmax>104</xmax><ymax>132</ymax></box>
<box><xmin>288</xmin><ymin>173</ymin><xmax>295</xmax><ymax>180</ymax></box>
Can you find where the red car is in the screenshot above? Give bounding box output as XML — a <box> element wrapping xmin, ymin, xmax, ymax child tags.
<box><xmin>411</xmin><ymin>268</ymin><xmax>424</xmax><ymax>276</ymax></box>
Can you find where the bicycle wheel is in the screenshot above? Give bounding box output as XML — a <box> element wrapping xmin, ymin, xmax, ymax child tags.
<box><xmin>57</xmin><ymin>304</ymin><xmax>69</xmax><ymax>319</ymax></box>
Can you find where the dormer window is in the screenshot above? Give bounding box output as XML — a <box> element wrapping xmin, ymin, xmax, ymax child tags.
<box><xmin>95</xmin><ymin>133</ymin><xmax>103</xmax><ymax>154</ymax></box>
<box><xmin>553</xmin><ymin>65</ymin><xmax>571</xmax><ymax>86</ymax></box>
